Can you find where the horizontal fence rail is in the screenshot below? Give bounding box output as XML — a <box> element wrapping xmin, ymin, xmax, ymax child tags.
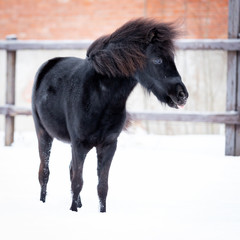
<box><xmin>0</xmin><ymin>40</ymin><xmax>92</xmax><ymax>50</ymax></box>
<box><xmin>0</xmin><ymin>105</ymin><xmax>239</xmax><ymax>125</ymax></box>
<box><xmin>0</xmin><ymin>39</ymin><xmax>240</xmax><ymax>51</ymax></box>
<box><xmin>130</xmin><ymin>111</ymin><xmax>240</xmax><ymax>125</ymax></box>
<box><xmin>175</xmin><ymin>39</ymin><xmax>240</xmax><ymax>51</ymax></box>
<box><xmin>0</xmin><ymin>105</ymin><xmax>32</xmax><ymax>117</ymax></box>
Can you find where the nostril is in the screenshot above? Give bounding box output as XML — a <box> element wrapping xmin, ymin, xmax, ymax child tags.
<box><xmin>178</xmin><ymin>91</ymin><xmax>186</xmax><ymax>99</ymax></box>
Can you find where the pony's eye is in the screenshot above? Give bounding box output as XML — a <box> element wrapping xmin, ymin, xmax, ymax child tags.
<box><xmin>152</xmin><ymin>58</ymin><xmax>162</xmax><ymax>64</ymax></box>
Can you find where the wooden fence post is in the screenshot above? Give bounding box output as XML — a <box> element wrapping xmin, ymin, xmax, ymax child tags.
<box><xmin>5</xmin><ymin>35</ymin><xmax>17</xmax><ymax>146</ymax></box>
<box><xmin>225</xmin><ymin>0</ymin><xmax>240</xmax><ymax>156</ymax></box>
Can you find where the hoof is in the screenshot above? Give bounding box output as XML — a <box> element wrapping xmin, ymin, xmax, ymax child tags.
<box><xmin>70</xmin><ymin>206</ymin><xmax>78</xmax><ymax>212</ymax></box>
<box><xmin>70</xmin><ymin>201</ymin><xmax>78</xmax><ymax>212</ymax></box>
<box><xmin>40</xmin><ymin>192</ymin><xmax>46</xmax><ymax>203</ymax></box>
<box><xmin>100</xmin><ymin>203</ymin><xmax>106</xmax><ymax>213</ymax></box>
<box><xmin>77</xmin><ymin>197</ymin><xmax>82</xmax><ymax>208</ymax></box>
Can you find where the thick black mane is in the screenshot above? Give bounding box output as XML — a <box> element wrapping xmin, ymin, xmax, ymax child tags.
<box><xmin>87</xmin><ymin>18</ymin><xmax>179</xmax><ymax>77</ymax></box>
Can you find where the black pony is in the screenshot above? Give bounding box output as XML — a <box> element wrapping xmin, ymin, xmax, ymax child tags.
<box><xmin>32</xmin><ymin>18</ymin><xmax>188</xmax><ymax>212</ymax></box>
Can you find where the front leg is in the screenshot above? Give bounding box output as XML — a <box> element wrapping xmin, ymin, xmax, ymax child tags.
<box><xmin>96</xmin><ymin>141</ymin><xmax>117</xmax><ymax>212</ymax></box>
<box><xmin>70</xmin><ymin>142</ymin><xmax>90</xmax><ymax>212</ymax></box>
<box><xmin>69</xmin><ymin>160</ymin><xmax>83</xmax><ymax>209</ymax></box>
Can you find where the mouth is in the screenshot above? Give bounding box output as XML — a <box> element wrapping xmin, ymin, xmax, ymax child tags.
<box><xmin>167</xmin><ymin>96</ymin><xmax>187</xmax><ymax>109</ymax></box>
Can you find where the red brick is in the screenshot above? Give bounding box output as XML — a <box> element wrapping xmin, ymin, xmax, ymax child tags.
<box><xmin>0</xmin><ymin>0</ymin><xmax>228</xmax><ymax>40</ymax></box>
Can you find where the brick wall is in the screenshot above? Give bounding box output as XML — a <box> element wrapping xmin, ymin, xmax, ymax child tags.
<box><xmin>0</xmin><ymin>0</ymin><xmax>228</xmax><ymax>40</ymax></box>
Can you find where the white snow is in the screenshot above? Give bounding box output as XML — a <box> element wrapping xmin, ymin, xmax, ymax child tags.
<box><xmin>0</xmin><ymin>132</ymin><xmax>240</xmax><ymax>240</ymax></box>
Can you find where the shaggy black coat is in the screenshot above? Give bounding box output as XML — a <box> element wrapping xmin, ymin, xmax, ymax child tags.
<box><xmin>32</xmin><ymin>18</ymin><xmax>188</xmax><ymax>212</ymax></box>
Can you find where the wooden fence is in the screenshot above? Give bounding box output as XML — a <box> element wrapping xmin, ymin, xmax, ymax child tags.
<box><xmin>0</xmin><ymin>1</ymin><xmax>239</xmax><ymax>156</ymax></box>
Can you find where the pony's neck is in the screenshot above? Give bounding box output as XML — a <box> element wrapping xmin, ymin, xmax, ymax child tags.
<box><xmin>94</xmin><ymin>71</ymin><xmax>138</xmax><ymax>109</ymax></box>
<box><xmin>84</xmin><ymin>60</ymin><xmax>138</xmax><ymax>111</ymax></box>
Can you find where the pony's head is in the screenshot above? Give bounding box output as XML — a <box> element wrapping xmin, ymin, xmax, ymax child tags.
<box><xmin>87</xmin><ymin>18</ymin><xmax>188</xmax><ymax>109</ymax></box>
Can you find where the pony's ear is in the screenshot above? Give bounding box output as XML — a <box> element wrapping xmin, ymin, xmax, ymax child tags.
<box><xmin>147</xmin><ymin>28</ymin><xmax>158</xmax><ymax>43</ymax></box>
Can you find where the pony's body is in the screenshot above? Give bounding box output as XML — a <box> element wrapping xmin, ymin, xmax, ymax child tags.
<box><xmin>32</xmin><ymin>18</ymin><xmax>188</xmax><ymax>212</ymax></box>
<box><xmin>34</xmin><ymin>57</ymin><xmax>134</xmax><ymax>147</ymax></box>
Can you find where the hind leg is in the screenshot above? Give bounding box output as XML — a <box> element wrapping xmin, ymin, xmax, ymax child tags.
<box><xmin>37</xmin><ymin>128</ymin><xmax>53</xmax><ymax>203</ymax></box>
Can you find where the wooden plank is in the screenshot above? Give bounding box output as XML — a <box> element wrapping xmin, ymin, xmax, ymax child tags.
<box><xmin>235</xmin><ymin>51</ymin><xmax>240</xmax><ymax>155</ymax></box>
<box><xmin>5</xmin><ymin>50</ymin><xmax>16</xmax><ymax>146</ymax></box>
<box><xmin>130</xmin><ymin>111</ymin><xmax>240</xmax><ymax>125</ymax></box>
<box><xmin>0</xmin><ymin>105</ymin><xmax>32</xmax><ymax>116</ymax></box>
<box><xmin>0</xmin><ymin>40</ymin><xmax>92</xmax><ymax>50</ymax></box>
<box><xmin>225</xmin><ymin>51</ymin><xmax>237</xmax><ymax>155</ymax></box>
<box><xmin>228</xmin><ymin>0</ymin><xmax>240</xmax><ymax>39</ymax></box>
<box><xmin>0</xmin><ymin>39</ymin><xmax>239</xmax><ymax>51</ymax></box>
<box><xmin>0</xmin><ymin>105</ymin><xmax>239</xmax><ymax>125</ymax></box>
<box><xmin>226</xmin><ymin>51</ymin><xmax>238</xmax><ymax>110</ymax></box>
<box><xmin>225</xmin><ymin>0</ymin><xmax>240</xmax><ymax>156</ymax></box>
<box><xmin>175</xmin><ymin>39</ymin><xmax>240</xmax><ymax>51</ymax></box>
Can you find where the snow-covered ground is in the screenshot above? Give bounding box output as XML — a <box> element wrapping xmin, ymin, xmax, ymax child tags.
<box><xmin>0</xmin><ymin>132</ymin><xmax>240</xmax><ymax>240</ymax></box>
